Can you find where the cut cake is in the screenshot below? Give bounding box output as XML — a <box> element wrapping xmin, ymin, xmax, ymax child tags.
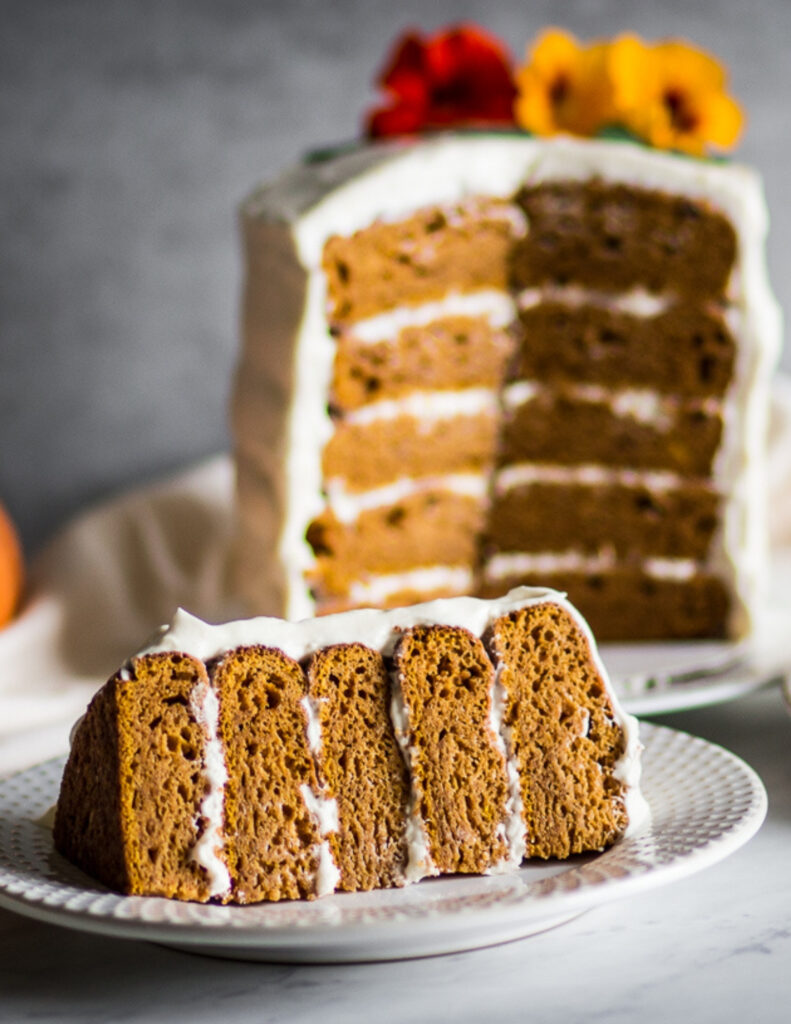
<box><xmin>234</xmin><ymin>135</ymin><xmax>781</xmax><ymax>640</ymax></box>
<box><xmin>53</xmin><ymin>586</ymin><xmax>644</xmax><ymax>903</ymax></box>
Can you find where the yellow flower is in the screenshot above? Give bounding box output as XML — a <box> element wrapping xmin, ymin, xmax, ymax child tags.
<box><xmin>609</xmin><ymin>34</ymin><xmax>743</xmax><ymax>155</ymax></box>
<box><xmin>515</xmin><ymin>28</ymin><xmax>616</xmax><ymax>137</ymax></box>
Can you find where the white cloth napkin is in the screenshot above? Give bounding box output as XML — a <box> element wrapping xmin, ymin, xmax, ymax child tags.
<box><xmin>0</xmin><ymin>456</ymin><xmax>238</xmax><ymax>775</ymax></box>
<box><xmin>2</xmin><ymin>379</ymin><xmax>791</xmax><ymax>777</ymax></box>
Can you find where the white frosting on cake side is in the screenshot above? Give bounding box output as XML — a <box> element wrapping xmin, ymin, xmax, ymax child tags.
<box><xmin>188</xmin><ymin>681</ymin><xmax>231</xmax><ymax>898</ymax></box>
<box><xmin>299</xmin><ymin>783</ymin><xmax>341</xmax><ymax>897</ymax></box>
<box><xmin>487</xmin><ymin>662</ymin><xmax>528</xmax><ymax>871</ymax></box>
<box><xmin>298</xmin><ymin>696</ymin><xmax>342</xmax><ymax>896</ymax></box>
<box><xmin>388</xmin><ymin>670</ymin><xmax>439</xmax><ymax>884</ymax></box>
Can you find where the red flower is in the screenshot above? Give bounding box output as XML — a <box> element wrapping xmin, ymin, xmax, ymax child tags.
<box><xmin>366</xmin><ymin>24</ymin><xmax>517</xmax><ymax>138</ymax></box>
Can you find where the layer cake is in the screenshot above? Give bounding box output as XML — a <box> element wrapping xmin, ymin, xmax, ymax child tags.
<box><xmin>234</xmin><ymin>135</ymin><xmax>781</xmax><ymax>640</ymax></box>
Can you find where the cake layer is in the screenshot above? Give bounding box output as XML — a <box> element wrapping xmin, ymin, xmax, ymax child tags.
<box><xmin>323</xmin><ymin>409</ymin><xmax>498</xmax><ymax>491</ymax></box>
<box><xmin>393</xmin><ymin>625</ymin><xmax>510</xmax><ymax>875</ymax></box>
<box><xmin>323</xmin><ymin>198</ymin><xmax>521</xmax><ymax>324</ymax></box>
<box><xmin>511</xmin><ymin>181</ymin><xmax>737</xmax><ymax>297</ymax></box>
<box><xmin>479</xmin><ymin>571</ymin><xmax>730</xmax><ymax>641</ymax></box>
<box><xmin>306</xmin><ymin>490</ymin><xmax>485</xmax><ymax>593</ymax></box>
<box><xmin>513</xmin><ymin>300</ymin><xmax>736</xmax><ymax>398</ymax></box>
<box><xmin>331</xmin><ymin>313</ymin><xmax>514</xmax><ymax>413</ymax></box>
<box><xmin>485</xmin><ymin>479</ymin><xmax>720</xmax><ymax>561</ymax></box>
<box><xmin>306</xmin><ymin>643</ymin><xmax>409</xmax><ymax>891</ymax></box>
<box><xmin>53</xmin><ymin>652</ymin><xmax>217</xmax><ymax>901</ymax></box>
<box><xmin>215</xmin><ymin>645</ymin><xmax>327</xmax><ymax>903</ymax></box>
<box><xmin>499</xmin><ymin>390</ymin><xmax>722</xmax><ymax>476</ymax></box>
<box><xmin>486</xmin><ymin>602</ymin><xmax>629</xmax><ymax>858</ymax></box>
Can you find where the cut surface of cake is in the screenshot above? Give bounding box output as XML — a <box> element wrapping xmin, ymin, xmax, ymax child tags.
<box><xmin>233</xmin><ymin>135</ymin><xmax>781</xmax><ymax>640</ymax></box>
<box><xmin>53</xmin><ymin>586</ymin><xmax>645</xmax><ymax>903</ymax></box>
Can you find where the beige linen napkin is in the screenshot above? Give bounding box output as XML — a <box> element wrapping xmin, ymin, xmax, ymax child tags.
<box><xmin>0</xmin><ymin>456</ymin><xmax>237</xmax><ymax>775</ymax></box>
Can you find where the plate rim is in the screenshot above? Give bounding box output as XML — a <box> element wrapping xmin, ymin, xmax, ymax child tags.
<box><xmin>0</xmin><ymin>723</ymin><xmax>768</xmax><ymax>959</ymax></box>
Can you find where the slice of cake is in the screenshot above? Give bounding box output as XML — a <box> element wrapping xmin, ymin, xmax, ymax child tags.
<box><xmin>233</xmin><ymin>134</ymin><xmax>781</xmax><ymax>640</ymax></box>
<box><xmin>53</xmin><ymin>586</ymin><xmax>645</xmax><ymax>903</ymax></box>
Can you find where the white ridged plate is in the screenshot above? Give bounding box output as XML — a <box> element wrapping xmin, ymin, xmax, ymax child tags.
<box><xmin>601</xmin><ymin>605</ymin><xmax>791</xmax><ymax>716</ymax></box>
<box><xmin>0</xmin><ymin>724</ymin><xmax>766</xmax><ymax>962</ymax></box>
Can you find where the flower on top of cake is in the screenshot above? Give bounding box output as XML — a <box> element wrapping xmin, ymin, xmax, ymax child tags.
<box><xmin>365</xmin><ymin>23</ymin><xmax>744</xmax><ymax>157</ymax></box>
<box><xmin>514</xmin><ymin>28</ymin><xmax>616</xmax><ymax>137</ymax></box>
<box><xmin>607</xmin><ymin>35</ymin><xmax>743</xmax><ymax>156</ymax></box>
<box><xmin>365</xmin><ymin>23</ymin><xmax>517</xmax><ymax>137</ymax></box>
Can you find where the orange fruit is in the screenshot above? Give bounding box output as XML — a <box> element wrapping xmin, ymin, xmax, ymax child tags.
<box><xmin>0</xmin><ymin>501</ymin><xmax>24</xmax><ymax>627</ymax></box>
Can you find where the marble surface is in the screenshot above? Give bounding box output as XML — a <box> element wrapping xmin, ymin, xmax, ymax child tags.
<box><xmin>1</xmin><ymin>0</ymin><xmax>789</xmax><ymax>554</ymax></box>
<box><xmin>2</xmin><ymin>685</ymin><xmax>790</xmax><ymax>1022</ymax></box>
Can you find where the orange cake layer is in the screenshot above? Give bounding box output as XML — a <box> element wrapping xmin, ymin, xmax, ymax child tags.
<box><xmin>323</xmin><ymin>199</ymin><xmax>518</xmax><ymax>324</ymax></box>
<box><xmin>486</xmin><ymin>602</ymin><xmax>628</xmax><ymax>858</ymax></box>
<box><xmin>307</xmin><ymin>643</ymin><xmax>409</xmax><ymax>892</ymax></box>
<box><xmin>322</xmin><ymin>411</ymin><xmax>498</xmax><ymax>491</ymax></box>
<box><xmin>498</xmin><ymin>394</ymin><xmax>722</xmax><ymax>476</ymax></box>
<box><xmin>479</xmin><ymin>571</ymin><xmax>730</xmax><ymax>641</ymax></box>
<box><xmin>216</xmin><ymin>645</ymin><xmax>323</xmax><ymax>903</ymax></box>
<box><xmin>510</xmin><ymin>181</ymin><xmax>737</xmax><ymax>297</ymax></box>
<box><xmin>394</xmin><ymin>625</ymin><xmax>510</xmax><ymax>874</ymax></box>
<box><xmin>307</xmin><ymin>491</ymin><xmax>484</xmax><ymax>594</ymax></box>
<box><xmin>53</xmin><ymin>652</ymin><xmax>215</xmax><ymax>901</ymax></box>
<box><xmin>331</xmin><ymin>315</ymin><xmax>514</xmax><ymax>413</ymax></box>
<box><xmin>485</xmin><ymin>481</ymin><xmax>720</xmax><ymax>561</ymax></box>
<box><xmin>513</xmin><ymin>302</ymin><xmax>736</xmax><ymax>398</ymax></box>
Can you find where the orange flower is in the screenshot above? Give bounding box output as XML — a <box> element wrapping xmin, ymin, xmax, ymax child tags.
<box><xmin>515</xmin><ymin>28</ymin><xmax>616</xmax><ymax>137</ymax></box>
<box><xmin>609</xmin><ymin>35</ymin><xmax>743</xmax><ymax>155</ymax></box>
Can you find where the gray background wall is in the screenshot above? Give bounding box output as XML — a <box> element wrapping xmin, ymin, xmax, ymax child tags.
<box><xmin>1</xmin><ymin>0</ymin><xmax>788</xmax><ymax>556</ymax></box>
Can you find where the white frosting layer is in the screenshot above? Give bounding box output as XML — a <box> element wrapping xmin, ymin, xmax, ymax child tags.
<box><xmin>347</xmin><ymin>288</ymin><xmax>515</xmax><ymax>343</ymax></box>
<box><xmin>485</xmin><ymin>550</ymin><xmax>700</xmax><ymax>582</ymax></box>
<box><xmin>347</xmin><ymin>566</ymin><xmax>473</xmax><ymax>607</ymax></box>
<box><xmin>250</xmin><ymin>134</ymin><xmax>781</xmax><ymax>630</ymax></box>
<box><xmin>300</xmin><ymin>695</ymin><xmax>323</xmax><ymax>755</ymax></box>
<box><xmin>325</xmin><ymin>473</ymin><xmax>487</xmax><ymax>525</ymax></box>
<box><xmin>299</xmin><ymin>784</ymin><xmax>341</xmax><ymax>898</ymax></box>
<box><xmin>298</xmin><ymin>696</ymin><xmax>342</xmax><ymax>895</ymax></box>
<box><xmin>188</xmin><ymin>682</ymin><xmax>231</xmax><ymax>898</ymax></box>
<box><xmin>388</xmin><ymin>670</ymin><xmax>439</xmax><ymax>884</ymax></box>
<box><xmin>494</xmin><ymin>462</ymin><xmax>690</xmax><ymax>494</ymax></box>
<box><xmin>518</xmin><ymin>283</ymin><xmax>670</xmax><ymax>317</ymax></box>
<box><xmin>501</xmin><ymin>380</ymin><xmax>722</xmax><ymax>430</ymax></box>
<box><xmin>342</xmin><ymin>387</ymin><xmax>498</xmax><ymax>428</ymax></box>
<box><xmin>487</xmin><ymin>663</ymin><xmax>527</xmax><ymax>871</ymax></box>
